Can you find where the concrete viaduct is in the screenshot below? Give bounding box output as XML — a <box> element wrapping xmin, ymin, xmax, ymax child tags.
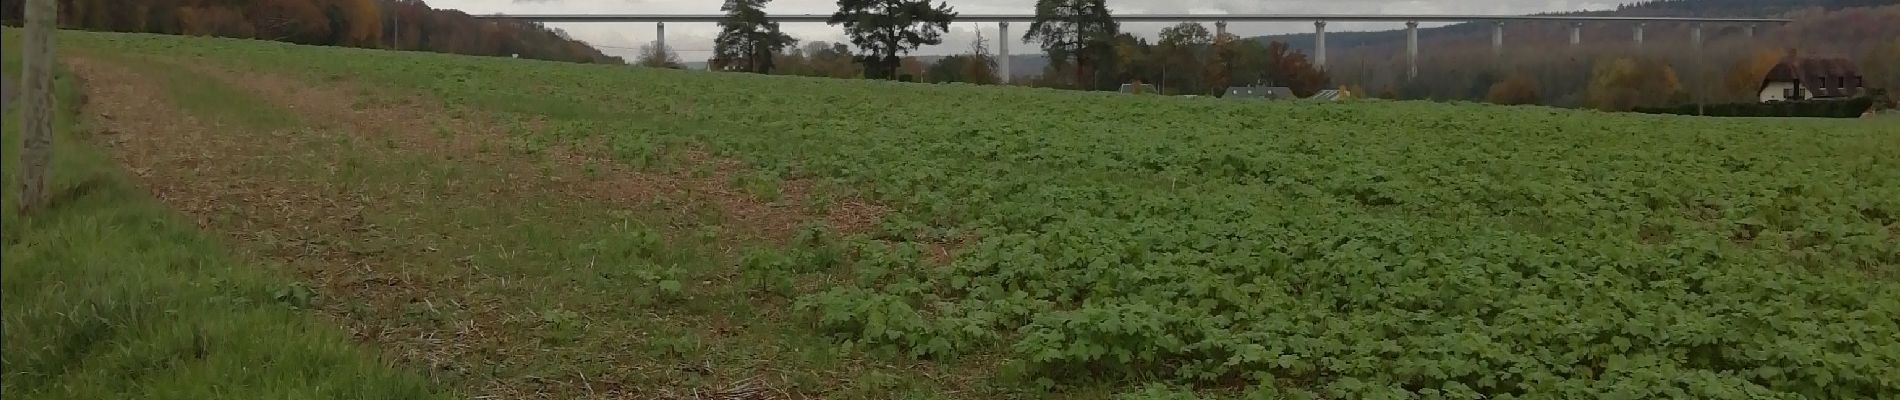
<box><xmin>473</xmin><ymin>13</ymin><xmax>1791</xmax><ymax>83</ymax></box>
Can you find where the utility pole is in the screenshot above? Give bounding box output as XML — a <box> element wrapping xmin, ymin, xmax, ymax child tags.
<box><xmin>18</xmin><ymin>0</ymin><xmax>57</xmax><ymax>213</ymax></box>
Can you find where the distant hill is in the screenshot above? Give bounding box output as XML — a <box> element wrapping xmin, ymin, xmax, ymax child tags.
<box><xmin>0</xmin><ymin>0</ymin><xmax>624</xmax><ymax>64</ymax></box>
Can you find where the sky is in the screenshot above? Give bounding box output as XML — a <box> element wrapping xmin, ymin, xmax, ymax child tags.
<box><xmin>429</xmin><ymin>0</ymin><xmax>1627</xmax><ymax>60</ymax></box>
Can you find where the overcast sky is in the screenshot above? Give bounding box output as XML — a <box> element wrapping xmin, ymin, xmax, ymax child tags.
<box><xmin>431</xmin><ymin>0</ymin><xmax>1626</xmax><ymax>60</ymax></box>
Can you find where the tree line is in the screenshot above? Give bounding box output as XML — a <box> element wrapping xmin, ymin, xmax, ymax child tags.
<box><xmin>0</xmin><ymin>0</ymin><xmax>623</xmax><ymax>64</ymax></box>
<box><xmin>1300</xmin><ymin>4</ymin><xmax>1900</xmax><ymax>110</ymax></box>
<box><xmin>662</xmin><ymin>0</ymin><xmax>1893</xmax><ymax>109</ymax></box>
<box><xmin>670</xmin><ymin>0</ymin><xmax>1331</xmax><ymax>96</ymax></box>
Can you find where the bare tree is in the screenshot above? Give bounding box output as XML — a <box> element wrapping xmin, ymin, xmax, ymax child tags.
<box><xmin>18</xmin><ymin>0</ymin><xmax>57</xmax><ymax>213</ymax></box>
<box><xmin>962</xmin><ymin>28</ymin><xmax>999</xmax><ymax>84</ymax></box>
<box><xmin>637</xmin><ymin>43</ymin><xmax>684</xmax><ymax>69</ymax></box>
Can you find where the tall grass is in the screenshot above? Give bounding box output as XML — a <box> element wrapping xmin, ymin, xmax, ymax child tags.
<box><xmin>1</xmin><ymin>28</ymin><xmax>448</xmax><ymax>400</ymax></box>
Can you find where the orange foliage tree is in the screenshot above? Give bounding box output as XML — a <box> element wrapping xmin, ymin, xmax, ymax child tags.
<box><xmin>1261</xmin><ymin>41</ymin><xmax>1330</xmax><ymax>97</ymax></box>
<box><xmin>1724</xmin><ymin>49</ymin><xmax>1784</xmax><ymax>102</ymax></box>
<box><xmin>1486</xmin><ymin>74</ymin><xmax>1541</xmax><ymax>105</ymax></box>
<box><xmin>1587</xmin><ymin>57</ymin><xmax>1684</xmax><ymax>111</ymax></box>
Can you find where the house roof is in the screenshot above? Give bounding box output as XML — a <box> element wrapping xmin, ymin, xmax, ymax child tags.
<box><xmin>1225</xmin><ymin>86</ymin><xmax>1295</xmax><ymax>99</ymax></box>
<box><xmin>1118</xmin><ymin>83</ymin><xmax>1156</xmax><ymax>94</ymax></box>
<box><xmin>1763</xmin><ymin>57</ymin><xmax>1864</xmax><ymax>98</ymax></box>
<box><xmin>1307</xmin><ymin>89</ymin><xmax>1345</xmax><ymax>101</ymax></box>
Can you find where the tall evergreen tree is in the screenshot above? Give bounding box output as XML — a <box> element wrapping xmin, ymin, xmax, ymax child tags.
<box><xmin>714</xmin><ymin>0</ymin><xmax>797</xmax><ymax>73</ymax></box>
<box><xmin>1024</xmin><ymin>0</ymin><xmax>1119</xmax><ymax>89</ymax></box>
<box><xmin>828</xmin><ymin>0</ymin><xmax>957</xmax><ymax>80</ymax></box>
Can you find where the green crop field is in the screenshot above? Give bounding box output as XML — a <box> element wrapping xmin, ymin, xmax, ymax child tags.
<box><xmin>9</xmin><ymin>30</ymin><xmax>1899</xmax><ymax>399</ymax></box>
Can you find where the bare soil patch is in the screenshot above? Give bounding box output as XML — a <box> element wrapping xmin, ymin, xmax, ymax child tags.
<box><xmin>64</xmin><ymin>54</ymin><xmax>490</xmax><ymax>389</ymax></box>
<box><xmin>65</xmin><ymin>54</ymin><xmax>915</xmax><ymax>399</ymax></box>
<box><xmin>174</xmin><ymin>61</ymin><xmax>888</xmax><ymax>244</ymax></box>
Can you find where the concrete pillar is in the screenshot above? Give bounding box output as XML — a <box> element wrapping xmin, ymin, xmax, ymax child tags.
<box><xmin>656</xmin><ymin>22</ymin><xmax>666</xmax><ymax>53</ymax></box>
<box><xmin>1570</xmin><ymin>22</ymin><xmax>1582</xmax><ymax>47</ymax></box>
<box><xmin>1693</xmin><ymin>22</ymin><xmax>1705</xmax><ymax>115</ymax></box>
<box><xmin>1314</xmin><ymin>21</ymin><xmax>1328</xmax><ymax>70</ymax></box>
<box><xmin>1745</xmin><ymin>24</ymin><xmax>1756</xmax><ymax>38</ymax></box>
<box><xmin>1492</xmin><ymin>21</ymin><xmax>1505</xmax><ymax>57</ymax></box>
<box><xmin>1216</xmin><ymin>21</ymin><xmax>1228</xmax><ymax>38</ymax></box>
<box><xmin>1634</xmin><ymin>23</ymin><xmax>1645</xmax><ymax>48</ymax></box>
<box><xmin>998</xmin><ymin>21</ymin><xmax>1010</xmax><ymax>83</ymax></box>
<box><xmin>1406</xmin><ymin>21</ymin><xmax>1419</xmax><ymax>80</ymax></box>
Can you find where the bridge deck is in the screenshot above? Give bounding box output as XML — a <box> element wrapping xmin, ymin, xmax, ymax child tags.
<box><xmin>473</xmin><ymin>14</ymin><xmax>1790</xmax><ymax>24</ymax></box>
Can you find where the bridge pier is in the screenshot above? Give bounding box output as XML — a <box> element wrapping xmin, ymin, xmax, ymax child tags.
<box><xmin>1745</xmin><ymin>24</ymin><xmax>1756</xmax><ymax>38</ymax></box>
<box><xmin>1406</xmin><ymin>21</ymin><xmax>1419</xmax><ymax>80</ymax></box>
<box><xmin>998</xmin><ymin>21</ymin><xmax>1010</xmax><ymax>83</ymax></box>
<box><xmin>1634</xmin><ymin>22</ymin><xmax>1645</xmax><ymax>48</ymax></box>
<box><xmin>1215</xmin><ymin>20</ymin><xmax>1227</xmax><ymax>38</ymax></box>
<box><xmin>1314</xmin><ymin>21</ymin><xmax>1327</xmax><ymax>70</ymax></box>
<box><xmin>656</xmin><ymin>22</ymin><xmax>665</xmax><ymax>54</ymax></box>
<box><xmin>1492</xmin><ymin>21</ymin><xmax>1504</xmax><ymax>57</ymax></box>
<box><xmin>1694</xmin><ymin>22</ymin><xmax>1705</xmax><ymax>114</ymax></box>
<box><xmin>1571</xmin><ymin>22</ymin><xmax>1582</xmax><ymax>47</ymax></box>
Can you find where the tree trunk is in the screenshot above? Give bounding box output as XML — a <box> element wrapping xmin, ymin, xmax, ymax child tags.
<box><xmin>18</xmin><ymin>0</ymin><xmax>57</xmax><ymax>214</ymax></box>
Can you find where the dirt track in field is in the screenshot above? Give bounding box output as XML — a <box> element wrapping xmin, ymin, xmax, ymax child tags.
<box><xmin>63</xmin><ymin>53</ymin><xmax>899</xmax><ymax>399</ymax></box>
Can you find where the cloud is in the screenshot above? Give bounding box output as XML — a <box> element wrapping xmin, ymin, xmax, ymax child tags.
<box><xmin>427</xmin><ymin>0</ymin><xmax>1624</xmax><ymax>57</ymax></box>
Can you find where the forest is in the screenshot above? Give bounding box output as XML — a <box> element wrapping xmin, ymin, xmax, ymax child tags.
<box><xmin>703</xmin><ymin>0</ymin><xmax>1898</xmax><ymax>111</ymax></box>
<box><xmin>0</xmin><ymin>0</ymin><xmax>622</xmax><ymax>64</ymax></box>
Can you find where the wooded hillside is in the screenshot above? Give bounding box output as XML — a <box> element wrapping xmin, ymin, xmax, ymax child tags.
<box><xmin>0</xmin><ymin>0</ymin><xmax>622</xmax><ymax>64</ymax></box>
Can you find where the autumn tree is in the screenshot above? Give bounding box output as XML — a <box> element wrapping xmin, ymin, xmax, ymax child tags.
<box><xmin>178</xmin><ymin>6</ymin><xmax>254</xmax><ymax>37</ymax></box>
<box><xmin>1108</xmin><ymin>33</ymin><xmax>1155</xmax><ymax>87</ymax></box>
<box><xmin>1857</xmin><ymin>38</ymin><xmax>1900</xmax><ymax>100</ymax></box>
<box><xmin>1724</xmin><ymin>49</ymin><xmax>1784</xmax><ymax>102</ymax></box>
<box><xmin>1025</xmin><ymin>0</ymin><xmax>1118</xmax><ymax>89</ymax></box>
<box><xmin>331</xmin><ymin>0</ymin><xmax>383</xmax><ymax>47</ymax></box>
<box><xmin>1486</xmin><ymin>73</ymin><xmax>1541</xmax><ymax>105</ymax></box>
<box><xmin>829</xmin><ymin>0</ymin><xmax>957</xmax><ymax>80</ymax></box>
<box><xmin>1259</xmin><ymin>41</ymin><xmax>1331</xmax><ymax>97</ymax></box>
<box><xmin>714</xmin><ymin>0</ymin><xmax>797</xmax><ymax>73</ymax></box>
<box><xmin>252</xmin><ymin>0</ymin><xmax>330</xmax><ymax>43</ymax></box>
<box><xmin>1587</xmin><ymin>57</ymin><xmax>1685</xmax><ymax>111</ymax></box>
<box><xmin>1206</xmin><ymin>31</ymin><xmax>1240</xmax><ymax>95</ymax></box>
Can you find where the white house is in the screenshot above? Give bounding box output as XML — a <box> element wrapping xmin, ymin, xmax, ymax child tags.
<box><xmin>1759</xmin><ymin>55</ymin><xmax>1865</xmax><ymax>103</ymax></box>
<box><xmin>1759</xmin><ymin>80</ymin><xmax>1799</xmax><ymax>102</ymax></box>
